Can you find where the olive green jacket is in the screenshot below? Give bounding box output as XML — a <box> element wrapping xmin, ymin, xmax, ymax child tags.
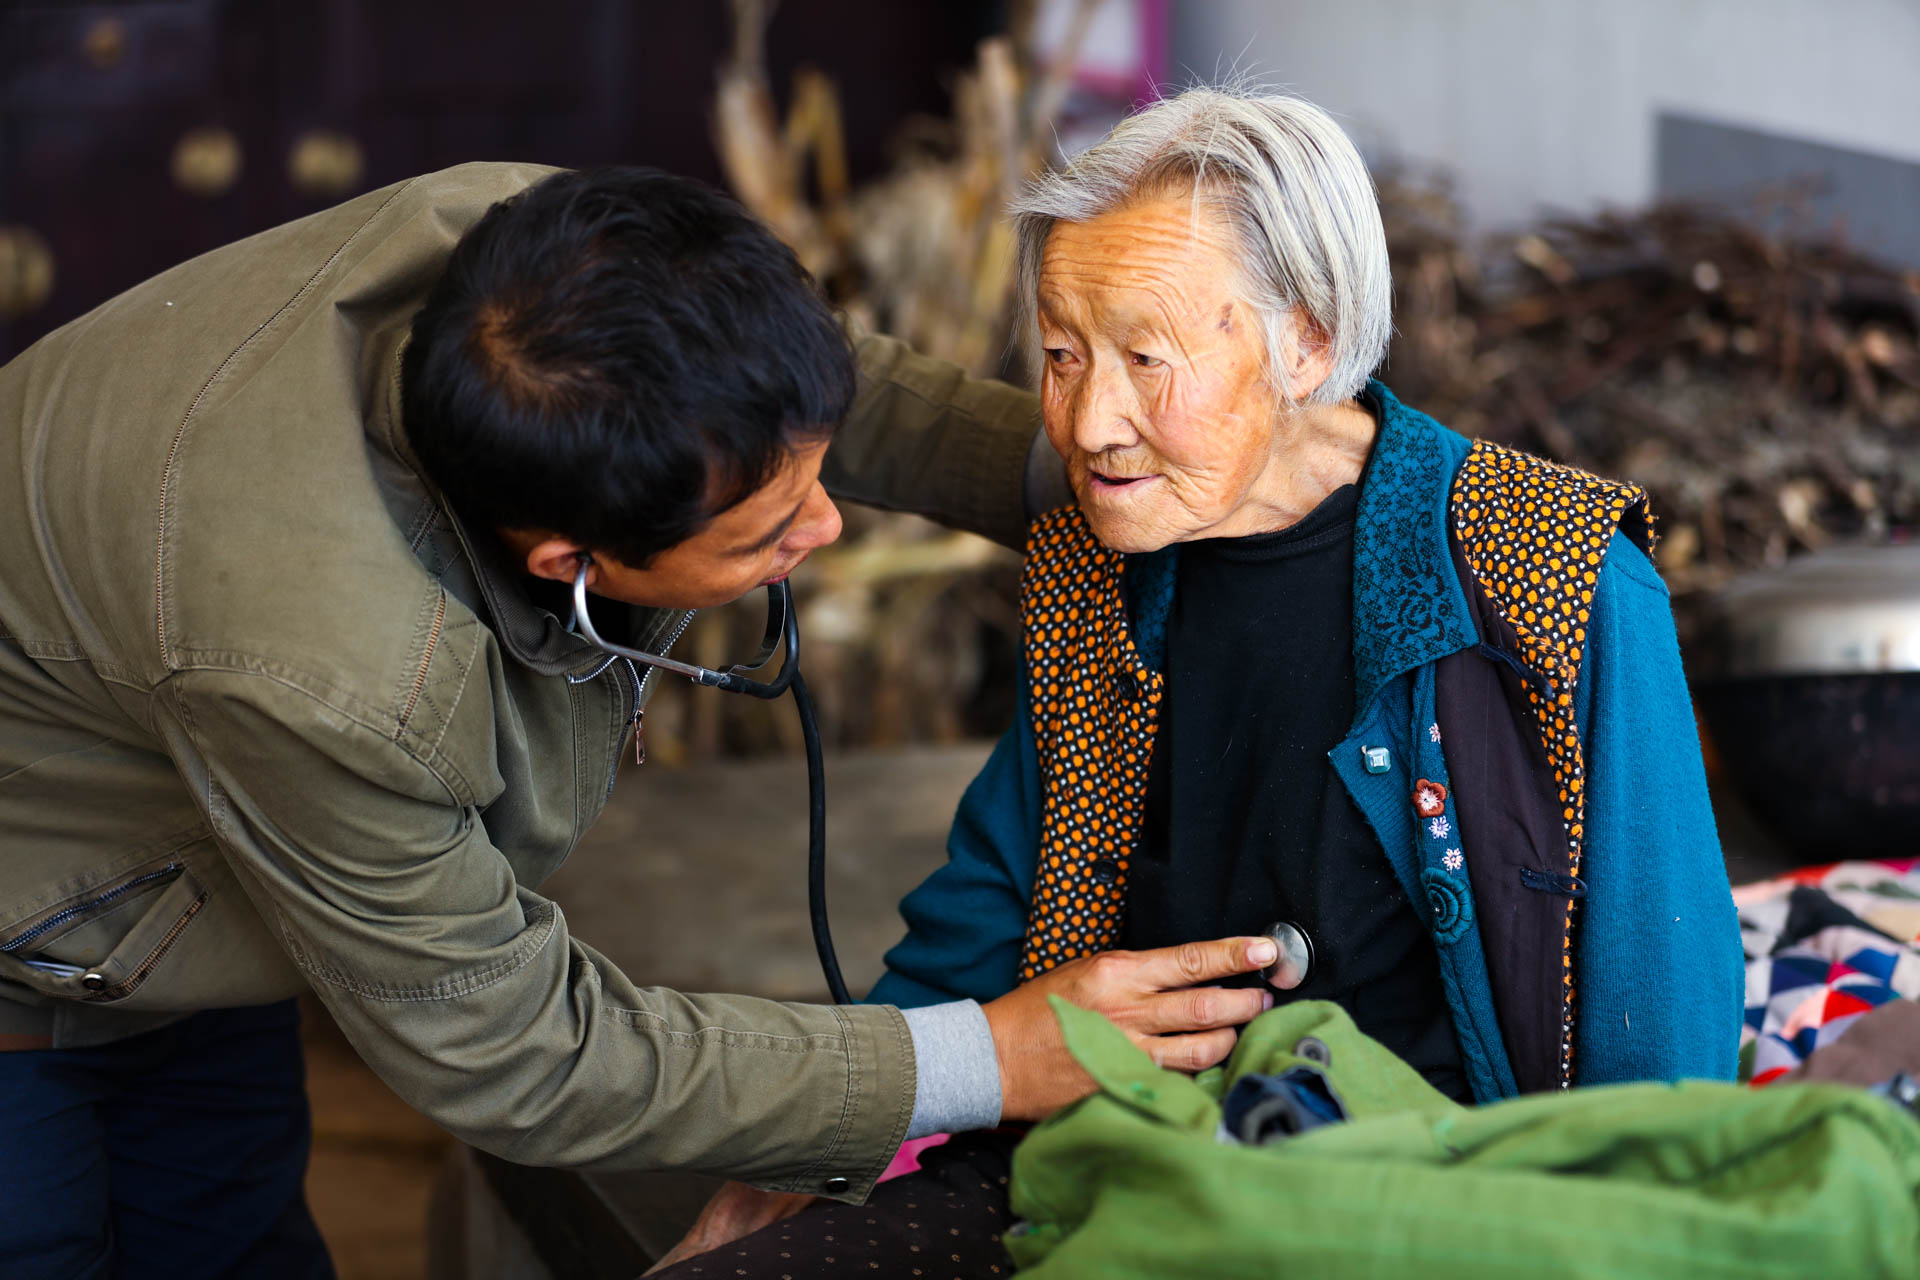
<box><xmin>0</xmin><ymin>163</ymin><xmax>1043</xmax><ymax>1199</ymax></box>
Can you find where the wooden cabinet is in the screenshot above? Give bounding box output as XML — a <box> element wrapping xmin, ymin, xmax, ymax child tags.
<box><xmin>0</xmin><ymin>0</ymin><xmax>989</xmax><ymax>361</ymax></box>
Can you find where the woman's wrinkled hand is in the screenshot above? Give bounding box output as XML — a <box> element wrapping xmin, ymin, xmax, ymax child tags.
<box><xmin>641</xmin><ymin>1181</ymin><xmax>817</xmax><ymax>1276</ymax></box>
<box><xmin>981</xmin><ymin>935</ymin><xmax>1277</xmax><ymax>1122</ymax></box>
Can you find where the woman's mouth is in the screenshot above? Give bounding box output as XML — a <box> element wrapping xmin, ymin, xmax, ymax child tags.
<box><xmin>1087</xmin><ymin>469</ymin><xmax>1158</xmax><ymax>496</ymax></box>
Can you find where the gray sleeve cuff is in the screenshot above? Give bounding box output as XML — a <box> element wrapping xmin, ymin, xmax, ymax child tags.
<box><xmin>899</xmin><ymin>1000</ymin><xmax>1003</xmax><ymax>1138</ymax></box>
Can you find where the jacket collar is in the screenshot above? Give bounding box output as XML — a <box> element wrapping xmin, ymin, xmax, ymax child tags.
<box><xmin>375</xmin><ymin>336</ymin><xmax>665</xmax><ymax>678</ymax></box>
<box><xmin>448</xmin><ymin>515</ymin><xmax>626</xmax><ymax>678</ymax></box>
<box><xmin>1348</xmin><ymin>381</ymin><xmax>1479</xmax><ymax>715</ymax></box>
<box><xmin>1123</xmin><ymin>381</ymin><xmax>1478</xmax><ymax>718</ymax></box>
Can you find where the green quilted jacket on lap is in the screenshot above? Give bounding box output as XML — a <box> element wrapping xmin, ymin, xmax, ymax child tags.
<box><xmin>1008</xmin><ymin>998</ymin><xmax>1920</xmax><ymax>1278</ymax></box>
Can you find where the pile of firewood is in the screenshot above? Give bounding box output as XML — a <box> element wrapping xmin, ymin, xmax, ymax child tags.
<box><xmin>1381</xmin><ymin>174</ymin><xmax>1920</xmax><ymax>618</ymax></box>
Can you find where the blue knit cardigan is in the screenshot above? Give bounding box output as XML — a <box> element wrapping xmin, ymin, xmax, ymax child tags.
<box><xmin>870</xmin><ymin>384</ymin><xmax>1744</xmax><ymax>1098</ymax></box>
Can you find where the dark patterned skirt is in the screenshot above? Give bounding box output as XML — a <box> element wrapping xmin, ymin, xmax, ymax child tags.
<box><xmin>648</xmin><ymin>1131</ymin><xmax>1020</xmax><ymax>1280</ymax></box>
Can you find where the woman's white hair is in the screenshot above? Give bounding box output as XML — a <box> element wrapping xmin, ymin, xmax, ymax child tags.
<box><xmin>1011</xmin><ymin>87</ymin><xmax>1392</xmax><ymax>405</ymax></box>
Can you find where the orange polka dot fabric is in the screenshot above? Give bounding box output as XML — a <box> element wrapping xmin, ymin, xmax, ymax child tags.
<box><xmin>1016</xmin><ymin>506</ymin><xmax>1164</xmax><ymax>981</ymax></box>
<box><xmin>1450</xmin><ymin>440</ymin><xmax>1652</xmax><ymax>1087</ymax></box>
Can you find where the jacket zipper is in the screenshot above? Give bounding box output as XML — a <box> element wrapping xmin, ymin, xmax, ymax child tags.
<box><xmin>85</xmin><ymin>892</ymin><xmax>209</xmax><ymax>1001</ymax></box>
<box><xmin>0</xmin><ymin>863</ymin><xmax>183</xmax><ymax>954</ymax></box>
<box><xmin>636</xmin><ymin>610</ymin><xmax>695</xmax><ymax>709</ymax></box>
<box><xmin>602</xmin><ymin>609</ymin><xmax>694</xmax><ymax>799</ymax></box>
<box><xmin>620</xmin><ymin>658</ymin><xmax>643</xmax><ymax>765</ymax></box>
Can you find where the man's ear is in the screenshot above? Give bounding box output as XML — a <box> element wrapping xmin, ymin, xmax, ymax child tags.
<box><xmin>518</xmin><ymin>534</ymin><xmax>595</xmax><ymax>587</ymax></box>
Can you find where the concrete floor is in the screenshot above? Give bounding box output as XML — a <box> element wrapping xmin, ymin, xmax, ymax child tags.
<box><xmin>304</xmin><ymin>742</ymin><xmax>991</xmax><ymax>1278</ymax></box>
<box><xmin>539</xmin><ymin>741</ymin><xmax>993</xmax><ymax>1002</ymax></box>
<box><xmin>304</xmin><ymin>1007</ymin><xmax>454</xmax><ymax>1280</ymax></box>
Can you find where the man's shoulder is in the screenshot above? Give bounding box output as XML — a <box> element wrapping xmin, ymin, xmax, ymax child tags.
<box><xmin>165</xmin><ymin>505</ymin><xmax>488</xmax><ymax>725</ymax></box>
<box><xmin>387</xmin><ymin>160</ymin><xmax>564</xmax><ymax>204</ymax></box>
<box><xmin>0</xmin><ymin>166</ymin><xmax>550</xmax><ymax>698</ymax></box>
<box><xmin>156</xmin><ymin>166</ymin><xmax>566</xmax><ymax>696</ymax></box>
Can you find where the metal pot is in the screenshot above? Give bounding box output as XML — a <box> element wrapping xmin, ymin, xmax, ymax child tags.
<box><xmin>1692</xmin><ymin>543</ymin><xmax>1920</xmax><ymax>861</ymax></box>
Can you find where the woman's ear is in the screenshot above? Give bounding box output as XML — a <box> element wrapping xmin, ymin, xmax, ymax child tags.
<box><xmin>1277</xmin><ymin>312</ymin><xmax>1337</xmax><ymax>403</ymax></box>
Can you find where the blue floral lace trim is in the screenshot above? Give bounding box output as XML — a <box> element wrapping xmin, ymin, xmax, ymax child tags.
<box><xmin>1350</xmin><ymin>382</ymin><xmax>1478</xmax><ymax>711</ymax></box>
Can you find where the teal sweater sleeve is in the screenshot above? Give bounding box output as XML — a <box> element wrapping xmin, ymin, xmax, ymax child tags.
<box><xmin>866</xmin><ymin>675</ymin><xmax>1042</xmax><ymax>1010</ymax></box>
<box><xmin>1572</xmin><ymin>532</ymin><xmax>1745</xmax><ymax>1083</ymax></box>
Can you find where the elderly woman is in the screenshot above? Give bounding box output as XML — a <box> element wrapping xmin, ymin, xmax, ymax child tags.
<box><xmin>651</xmin><ymin>86</ymin><xmax>1742</xmax><ymax>1278</ymax></box>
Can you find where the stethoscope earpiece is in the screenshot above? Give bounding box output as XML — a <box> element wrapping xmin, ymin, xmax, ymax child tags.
<box><xmin>568</xmin><ymin>560</ymin><xmax>799</xmax><ymax>699</ymax></box>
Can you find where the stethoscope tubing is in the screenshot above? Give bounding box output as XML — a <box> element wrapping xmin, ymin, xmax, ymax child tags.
<box><xmin>570</xmin><ymin>562</ymin><xmax>851</xmax><ymax>1005</ymax></box>
<box><xmin>790</xmin><ymin>671</ymin><xmax>849</xmax><ymax>1004</ymax></box>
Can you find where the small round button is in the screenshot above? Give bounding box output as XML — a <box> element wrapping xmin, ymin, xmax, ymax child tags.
<box><xmin>823</xmin><ymin>1176</ymin><xmax>850</xmax><ymax>1194</ymax></box>
<box><xmin>1116</xmin><ymin>670</ymin><xmax>1142</xmax><ymax>698</ymax></box>
<box><xmin>1293</xmin><ymin>1036</ymin><xmax>1332</xmax><ymax>1067</ymax></box>
<box><xmin>81</xmin><ymin>972</ymin><xmax>108</xmax><ymax>992</ymax></box>
<box><xmin>1260</xmin><ymin>922</ymin><xmax>1314</xmax><ymax>990</ymax></box>
<box><xmin>1090</xmin><ymin>858</ymin><xmax>1120</xmax><ymax>886</ymax></box>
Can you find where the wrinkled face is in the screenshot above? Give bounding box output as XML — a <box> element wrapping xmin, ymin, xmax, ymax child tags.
<box><xmin>1037</xmin><ymin>195</ymin><xmax>1284</xmax><ymax>553</ymax></box>
<box><xmin>584</xmin><ymin>438</ymin><xmax>843</xmax><ymax>610</ymax></box>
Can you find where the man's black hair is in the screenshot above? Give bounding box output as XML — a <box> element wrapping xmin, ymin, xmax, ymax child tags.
<box><xmin>403</xmin><ymin>166</ymin><xmax>854</xmax><ymax>568</ymax></box>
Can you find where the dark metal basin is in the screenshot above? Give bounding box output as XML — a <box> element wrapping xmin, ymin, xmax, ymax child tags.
<box><xmin>1692</xmin><ymin>544</ymin><xmax>1920</xmax><ymax>861</ymax></box>
<box><xmin>1695</xmin><ymin>672</ymin><xmax>1920</xmax><ymax>861</ymax></box>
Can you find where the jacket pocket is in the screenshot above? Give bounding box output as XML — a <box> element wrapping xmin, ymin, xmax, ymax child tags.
<box><xmin>0</xmin><ymin>858</ymin><xmax>208</xmax><ymax>1004</ymax></box>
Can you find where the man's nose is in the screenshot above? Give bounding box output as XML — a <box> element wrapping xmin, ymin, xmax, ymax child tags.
<box><xmin>788</xmin><ymin>484</ymin><xmax>843</xmax><ymax>554</ymax></box>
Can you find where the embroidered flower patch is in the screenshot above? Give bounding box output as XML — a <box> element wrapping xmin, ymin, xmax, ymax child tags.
<box><xmin>1421</xmin><ymin>867</ymin><xmax>1472</xmax><ymax>944</ymax></box>
<box><xmin>1428</xmin><ymin>723</ymin><xmax>1442</xmax><ymax>743</ymax></box>
<box><xmin>1443</xmin><ymin>848</ymin><xmax>1464</xmax><ymax>872</ymax></box>
<box><xmin>1428</xmin><ymin>816</ymin><xmax>1451</xmax><ymax>840</ymax></box>
<box><xmin>1413</xmin><ymin>779</ymin><xmax>1448</xmax><ymax>818</ymax></box>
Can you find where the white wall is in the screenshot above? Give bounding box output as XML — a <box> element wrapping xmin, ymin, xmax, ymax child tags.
<box><xmin>1170</xmin><ymin>0</ymin><xmax>1920</xmax><ymax>231</ymax></box>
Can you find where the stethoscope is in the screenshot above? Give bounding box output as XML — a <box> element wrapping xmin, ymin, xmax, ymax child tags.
<box><xmin>569</xmin><ymin>560</ymin><xmax>851</xmax><ymax>1004</ymax></box>
<box><xmin>566</xmin><ymin>558</ymin><xmax>1318</xmax><ymax>1007</ymax></box>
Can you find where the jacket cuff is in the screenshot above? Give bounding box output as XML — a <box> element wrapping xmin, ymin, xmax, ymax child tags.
<box><xmin>789</xmin><ymin>1001</ymin><xmax>917</xmax><ymax>1203</ymax></box>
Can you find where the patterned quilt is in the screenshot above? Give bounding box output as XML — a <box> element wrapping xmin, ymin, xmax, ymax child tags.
<box><xmin>1736</xmin><ymin>858</ymin><xmax>1920</xmax><ymax>1085</ymax></box>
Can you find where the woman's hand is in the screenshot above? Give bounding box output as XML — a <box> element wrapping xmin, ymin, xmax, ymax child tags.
<box><xmin>641</xmin><ymin>1181</ymin><xmax>817</xmax><ymax>1275</ymax></box>
<box><xmin>982</xmin><ymin>935</ymin><xmax>1277</xmax><ymax>1121</ymax></box>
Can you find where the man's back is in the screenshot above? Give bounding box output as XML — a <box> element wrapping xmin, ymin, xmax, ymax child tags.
<box><xmin>0</xmin><ymin>161</ymin><xmax>599</xmax><ymax>1033</ymax></box>
<box><xmin>0</xmin><ymin>160</ymin><xmax>564</xmax><ymax>700</ymax></box>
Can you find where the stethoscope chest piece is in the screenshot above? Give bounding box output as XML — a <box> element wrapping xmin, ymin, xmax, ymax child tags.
<box><xmin>1262</xmin><ymin>920</ymin><xmax>1314</xmax><ymax>990</ymax></box>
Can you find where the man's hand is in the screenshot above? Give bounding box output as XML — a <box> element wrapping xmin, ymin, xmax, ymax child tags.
<box><xmin>641</xmin><ymin>1181</ymin><xmax>817</xmax><ymax>1276</ymax></box>
<box><xmin>982</xmin><ymin>936</ymin><xmax>1277</xmax><ymax>1121</ymax></box>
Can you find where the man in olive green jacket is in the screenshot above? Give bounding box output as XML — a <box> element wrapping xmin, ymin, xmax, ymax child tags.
<box><xmin>0</xmin><ymin>163</ymin><xmax>1275</xmax><ymax>1276</ymax></box>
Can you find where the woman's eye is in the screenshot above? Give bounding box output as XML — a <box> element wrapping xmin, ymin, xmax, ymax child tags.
<box><xmin>1044</xmin><ymin>347</ymin><xmax>1074</xmax><ymax>365</ymax></box>
<box><xmin>1130</xmin><ymin>351</ymin><xmax>1162</xmax><ymax>368</ymax></box>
